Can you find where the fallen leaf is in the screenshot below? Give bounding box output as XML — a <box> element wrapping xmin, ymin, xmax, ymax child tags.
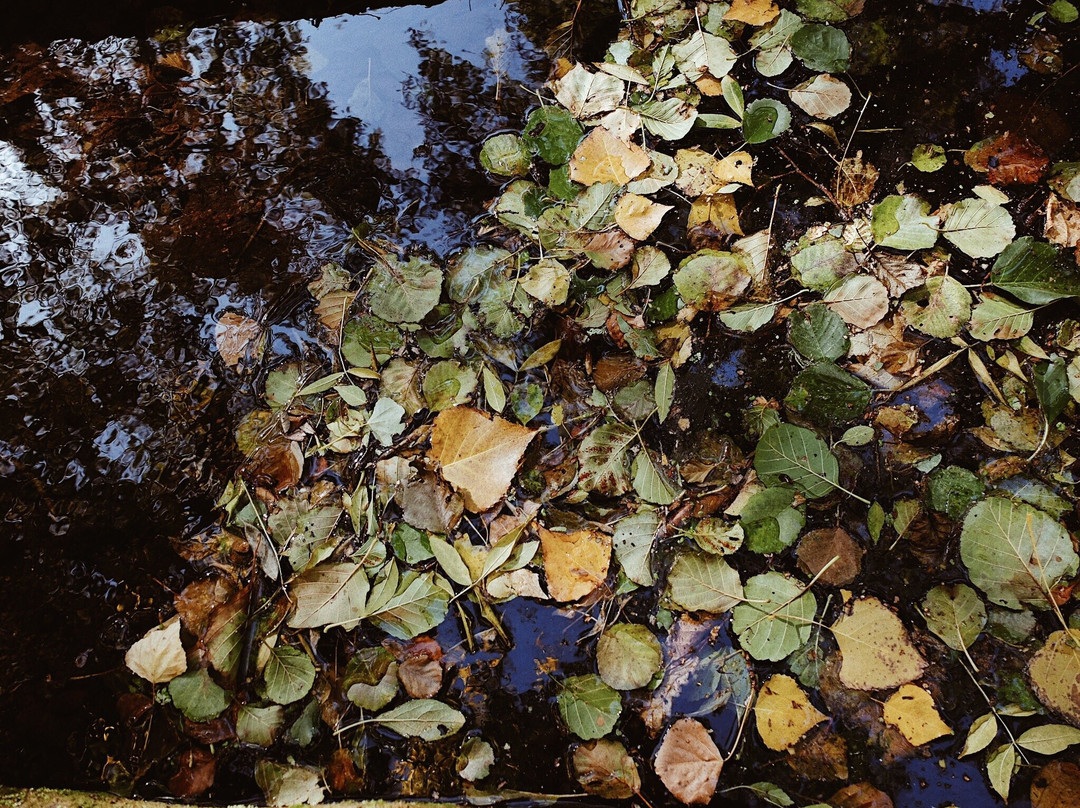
<box><xmin>429</xmin><ymin>407</ymin><xmax>537</xmax><ymax>512</ymax></box>
<box><xmin>287</xmin><ymin>563</ymin><xmax>369</xmax><ymax>630</ymax></box>
<box><xmin>255</xmin><ymin>761</ymin><xmax>325</xmax><ymax>807</ymax></box>
<box><xmin>125</xmin><ymin>618</ymin><xmax>187</xmax><ymax>684</ymax></box>
<box><xmin>654</xmin><ymin>718</ymin><xmax>724</xmax><ymax>805</ymax></box>
<box><xmin>796</xmin><ymin>527</ymin><xmax>863</xmax><ymax>586</ymax></box>
<box><xmin>398</xmin><ymin>637</ymin><xmax>444</xmax><ymax>699</ymax></box>
<box><xmin>1045</xmin><ymin>193</ymin><xmax>1080</xmax><ymax>250</ymax></box>
<box><xmin>215</xmin><ymin>312</ymin><xmax>266</xmax><ymax>368</ymax></box>
<box><xmin>724</xmin><ymin>0</ymin><xmax>779</xmax><ymax>24</ymax></box>
<box><xmin>834</xmin><ymin>152</ymin><xmax>879</xmax><ymax>207</ymax></box>
<box><xmin>675</xmin><ymin>148</ymin><xmax>722</xmax><ymax>197</ymax></box>
<box><xmin>1028</xmin><ymin>629</ymin><xmax>1080</xmax><ymax>727</ymax></box>
<box><xmin>823</xmin><ymin>274</ymin><xmax>890</xmax><ymax>329</ymax></box>
<box><xmin>313</xmin><ymin>290</ymin><xmax>356</xmax><ymax>344</ymax></box>
<box><xmin>965</xmin><ymin>132</ymin><xmax>1048</xmax><ymax>186</ymax></box>
<box><xmin>755</xmin><ymin>674</ymin><xmax>828</xmax><ymax>751</ymax></box>
<box><xmin>169</xmin><ymin>747</ymin><xmax>216</xmax><ymax>798</ymax></box>
<box><xmin>554</xmin><ymin>64</ymin><xmax>625</xmax><ymax>119</ymax></box>
<box><xmin>830</xmin><ymin>597</ymin><xmax>927</xmax><ymax>691</ymax></box>
<box><xmin>539</xmin><ymin>526</ymin><xmax>611</xmax><ymax>601</ymax></box>
<box><xmin>615</xmin><ymin>193</ymin><xmax>673</xmax><ymax>240</ymax></box>
<box><xmin>789</xmin><ymin>74</ymin><xmax>851</xmax><ymax>119</ymax></box>
<box><xmin>829</xmin><ymin>782</ymin><xmax>893</xmax><ymax>808</ymax></box>
<box><xmin>1031</xmin><ymin>761</ymin><xmax>1080</xmax><ymax>808</ymax></box>
<box><xmin>713</xmin><ymin>151</ymin><xmax>754</xmax><ymax>186</ymax></box>
<box><xmin>882</xmin><ymin>684</ymin><xmax>951</xmax><ymax>746</ymax></box>
<box><xmin>573</xmin><ymin>739</ymin><xmax>641</xmax><ymax>799</ymax></box>
<box><xmin>570</xmin><ymin>127</ymin><xmax>651</xmax><ymax>186</ymax></box>
<box><xmin>688</xmin><ymin>194</ymin><xmax>744</xmax><ymax>240</ymax></box>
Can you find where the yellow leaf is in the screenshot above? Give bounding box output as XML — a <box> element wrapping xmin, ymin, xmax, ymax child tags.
<box><xmin>830</xmin><ymin>596</ymin><xmax>927</xmax><ymax>690</ymax></box>
<box><xmin>675</xmin><ymin>148</ymin><xmax>722</xmax><ymax>197</ymax></box>
<box><xmin>882</xmin><ymin>684</ymin><xmax>952</xmax><ymax>746</ymax></box>
<box><xmin>125</xmin><ymin>618</ymin><xmax>187</xmax><ymax>684</ymax></box>
<box><xmin>688</xmin><ymin>194</ymin><xmax>743</xmax><ymax>237</ymax></box>
<box><xmin>1028</xmin><ymin>629</ymin><xmax>1080</xmax><ymax>727</ymax></box>
<box><xmin>569</xmin><ymin>127</ymin><xmax>651</xmax><ymax>186</ymax></box>
<box><xmin>615</xmin><ymin>193</ymin><xmax>674</xmax><ymax>240</ymax></box>
<box><xmin>428</xmin><ymin>407</ymin><xmax>537</xmax><ymax>512</ymax></box>
<box><xmin>724</xmin><ymin>0</ymin><xmax>779</xmax><ymax>25</ymax></box>
<box><xmin>654</xmin><ymin>718</ymin><xmax>723</xmax><ymax>805</ymax></box>
<box><xmin>754</xmin><ymin>674</ymin><xmax>828</xmax><ymax>751</ymax></box>
<box><xmin>713</xmin><ymin>151</ymin><xmax>754</xmax><ymax>187</ymax></box>
<box><xmin>538</xmin><ymin>526</ymin><xmax>611</xmax><ymax>602</ymax></box>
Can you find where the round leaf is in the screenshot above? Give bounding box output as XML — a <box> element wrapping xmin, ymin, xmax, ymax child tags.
<box><xmin>743</xmin><ymin>99</ymin><xmax>792</xmax><ymax>144</ymax></box>
<box><xmin>264</xmin><ymin>645</ymin><xmax>317</xmax><ymax>705</ymax></box>
<box><xmin>558</xmin><ymin>674</ymin><xmax>622</xmax><ymax>740</ymax></box>
<box><xmin>732</xmin><ymin>572</ymin><xmax>816</xmax><ymax>662</ymax></box>
<box><xmin>597</xmin><ymin>624</ymin><xmax>663</xmax><ymax>690</ymax></box>
<box><xmin>668</xmin><ymin>553</ymin><xmax>744</xmax><ymax>614</ymax></box>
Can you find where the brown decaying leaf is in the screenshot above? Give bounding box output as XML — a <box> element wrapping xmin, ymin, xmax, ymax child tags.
<box><xmin>169</xmin><ymin>747</ymin><xmax>216</xmax><ymax>798</ymax></box>
<box><xmin>573</xmin><ymin>739</ymin><xmax>641</xmax><ymax>799</ymax></box>
<box><xmin>327</xmin><ymin>748</ymin><xmax>365</xmax><ymax>794</ymax></box>
<box><xmin>654</xmin><ymin>718</ymin><xmax>724</xmax><ymax>805</ymax></box>
<box><xmin>1031</xmin><ymin>761</ymin><xmax>1080</xmax><ymax>808</ymax></box>
<box><xmin>834</xmin><ymin>152</ymin><xmax>879</xmax><ymax>207</ymax></box>
<box><xmin>786</xmin><ymin>724</ymin><xmax>849</xmax><ymax>781</ymax></box>
<box><xmin>965</xmin><ymin>132</ymin><xmax>1049</xmax><ymax>185</ymax></box>
<box><xmin>830</xmin><ymin>597</ymin><xmax>927</xmax><ymax>691</ymax></box>
<box><xmin>567</xmin><ymin>229</ymin><xmax>637</xmax><ymax>270</ymax></box>
<box><xmin>593</xmin><ymin>354</ymin><xmax>647</xmax><ymax>393</ymax></box>
<box><xmin>214</xmin><ymin>312</ymin><xmax>265</xmax><ymax>368</ymax></box>
<box><xmin>538</xmin><ymin>526</ymin><xmax>611</xmax><ymax>602</ymax></box>
<box><xmin>1045</xmin><ymin>194</ymin><xmax>1080</xmax><ymax>254</ymax></box>
<box><xmin>429</xmin><ymin>407</ymin><xmax>537</xmax><ymax>512</ymax></box>
<box><xmin>796</xmin><ymin>527</ymin><xmax>863</xmax><ymax>587</ymax></box>
<box><xmin>176</xmin><ymin>576</ymin><xmax>238</xmax><ymax>639</ymax></box>
<box><xmin>569</xmin><ymin>127</ymin><xmax>651</xmax><ymax>186</ymax></box>
<box><xmin>397</xmin><ymin>636</ymin><xmax>443</xmax><ymax>699</ymax></box>
<box><xmin>398</xmin><ymin>471</ymin><xmax>464</xmax><ymax>533</ymax></box>
<box><xmin>830</xmin><ymin>782</ymin><xmax>894</xmax><ymax>808</ymax></box>
<box><xmin>313</xmin><ymin>290</ymin><xmax>356</xmax><ymax>345</ymax></box>
<box><xmin>244</xmin><ymin>438</ymin><xmax>304</xmax><ymax>492</ymax></box>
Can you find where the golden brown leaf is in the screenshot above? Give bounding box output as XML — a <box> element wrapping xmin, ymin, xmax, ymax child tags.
<box><xmin>429</xmin><ymin>407</ymin><xmax>537</xmax><ymax>512</ymax></box>
<box><xmin>687</xmin><ymin>194</ymin><xmax>743</xmax><ymax>238</ymax></box>
<box><xmin>654</xmin><ymin>718</ymin><xmax>723</xmax><ymax>805</ymax></box>
<box><xmin>538</xmin><ymin>526</ymin><xmax>611</xmax><ymax>602</ymax></box>
<box><xmin>614</xmin><ymin>193</ymin><xmax>673</xmax><ymax>240</ymax></box>
<box><xmin>882</xmin><ymin>684</ymin><xmax>952</xmax><ymax>746</ymax></box>
<box><xmin>569</xmin><ymin>127</ymin><xmax>650</xmax><ymax>186</ymax></box>
<box><xmin>1031</xmin><ymin>761</ymin><xmax>1080</xmax><ymax>808</ymax></box>
<box><xmin>796</xmin><ymin>527</ymin><xmax>864</xmax><ymax>587</ymax></box>
<box><xmin>834</xmin><ymin>152</ymin><xmax>879</xmax><ymax>207</ymax></box>
<box><xmin>754</xmin><ymin>674</ymin><xmax>828</xmax><ymax>751</ymax></box>
<box><xmin>215</xmin><ymin>312</ymin><xmax>266</xmax><ymax>368</ymax></box>
<box><xmin>723</xmin><ymin>0</ymin><xmax>779</xmax><ymax>24</ymax></box>
<box><xmin>1028</xmin><ymin>629</ymin><xmax>1080</xmax><ymax>727</ymax></box>
<box><xmin>830</xmin><ymin>597</ymin><xmax>927</xmax><ymax>691</ymax></box>
<box><xmin>713</xmin><ymin>151</ymin><xmax>754</xmax><ymax>187</ymax></box>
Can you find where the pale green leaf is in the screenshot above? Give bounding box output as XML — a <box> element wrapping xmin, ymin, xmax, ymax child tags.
<box><xmin>668</xmin><ymin>553</ymin><xmax>744</xmax><ymax>613</ymax></box>
<box><xmin>558</xmin><ymin>674</ymin><xmax>622</xmax><ymax>740</ymax></box>
<box><xmin>374</xmin><ymin>698</ymin><xmax>466</xmax><ymax>741</ymax></box>
<box><xmin>596</xmin><ymin>624</ymin><xmax>663</xmax><ymax>690</ymax></box>
<box><xmin>263</xmin><ymin>646</ymin><xmax>316</xmax><ymax>705</ymax></box>
<box><xmin>613</xmin><ymin>510</ymin><xmax>659</xmax><ymax>586</ymax></box>
<box><xmin>754</xmin><ymin>424</ymin><xmax>839</xmax><ymax>499</ymax></box>
<box><xmin>960</xmin><ymin>712</ymin><xmax>998</xmax><ymax>757</ymax></box>
<box><xmin>732</xmin><ymin>572</ymin><xmax>816</xmax><ymax>662</ymax></box>
<box><xmin>1016</xmin><ymin>723</ymin><xmax>1080</xmax><ymax>755</ymax></box>
<box><xmin>941</xmin><ymin>199</ymin><xmax>1015</xmax><ymax>259</ymax></box>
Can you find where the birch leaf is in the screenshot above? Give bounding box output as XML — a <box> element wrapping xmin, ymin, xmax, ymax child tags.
<box><xmin>882</xmin><ymin>684</ymin><xmax>952</xmax><ymax>746</ymax></box>
<box><xmin>654</xmin><ymin>718</ymin><xmax>723</xmax><ymax>805</ymax></box>
<box><xmin>830</xmin><ymin>596</ymin><xmax>927</xmax><ymax>690</ymax></box>
<box><xmin>789</xmin><ymin>74</ymin><xmax>851</xmax><ymax>119</ymax></box>
<box><xmin>288</xmin><ymin>563</ymin><xmax>370</xmax><ymax>629</ymax></box>
<box><xmin>754</xmin><ymin>674</ymin><xmax>828</xmax><ymax>751</ymax></box>
<box><xmin>125</xmin><ymin>618</ymin><xmax>187</xmax><ymax>684</ymax></box>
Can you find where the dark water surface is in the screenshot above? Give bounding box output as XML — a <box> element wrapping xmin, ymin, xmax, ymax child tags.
<box><xmin>0</xmin><ymin>0</ymin><xmax>1076</xmax><ymax>804</ymax></box>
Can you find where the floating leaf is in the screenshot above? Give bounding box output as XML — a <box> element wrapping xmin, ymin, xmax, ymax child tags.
<box><xmin>629</xmin><ymin>246</ymin><xmax>672</xmax><ymax>289</ymax></box>
<box><xmin>823</xmin><ymin>274</ymin><xmax>890</xmax><ymax>330</ymax></box>
<box><xmin>1027</xmin><ymin>629</ymin><xmax>1080</xmax><ymax>726</ymax></box>
<box><xmin>871</xmin><ymin>195</ymin><xmax>939</xmax><ymax>250</ymax></box>
<box><xmin>732</xmin><ymin>572</ymin><xmax>815</xmax><ymax>662</ymax></box>
<box><xmin>754</xmin><ymin>674</ymin><xmax>828</xmax><ymax>751</ymax></box>
<box><xmin>668</xmin><ymin>553</ymin><xmax>744</xmax><ymax>614</ymax></box>
<box><xmin>968</xmin><ymin>292</ymin><xmax>1034</xmax><ymax>341</ymax></box>
<box><xmin>1017</xmin><ymin>724</ymin><xmax>1080</xmax><ymax>755</ymax></box>
<box><xmin>743</xmin><ymin>99</ymin><xmax>792</xmax><ymax>144</ymax></box>
<box><xmin>168</xmin><ymin>668</ymin><xmax>231</xmax><ymax>723</ymax></box>
<box><xmin>901</xmin><ymin>276</ymin><xmax>972</xmax><ymax>339</ymax></box>
<box><xmin>578</xmin><ymin>421</ymin><xmax>636</xmax><ymax>496</ymax></box>
<box><xmin>264</xmin><ymin>645</ymin><xmax>316</xmax><ymax>705</ymax></box>
<box><xmin>921</xmin><ymin>584</ymin><xmax>986</xmax><ymax>651</ymax></box>
<box><xmin>573</xmin><ymin>738</ymin><xmax>641</xmax><ymax>799</ymax></box>
<box><xmin>614</xmin><ymin>510</ymin><xmax>659</xmax><ymax>586</ymax></box>
<box><xmin>373</xmin><ymin>699</ymin><xmax>465</xmax><ymax>741</ymax></box>
<box><xmin>960</xmin><ymin>497</ymin><xmax>1078</xmax><ymax>610</ymax></box>
<box><xmin>830</xmin><ymin>597</ymin><xmax>927</xmax><ymax>690</ymax></box>
<box><xmin>539</xmin><ymin>527</ymin><xmax>611</xmax><ymax>602</ymax></box>
<box><xmin>960</xmin><ymin>712</ymin><xmax>998</xmax><ymax>757</ymax></box>
<box><xmin>555</xmin><ymin>64</ymin><xmax>625</xmax><ymax>119</ymax></box>
<box><xmin>941</xmin><ymin>199</ymin><xmax>1016</xmax><ymax>258</ymax></box>
<box><xmin>636</xmin><ymin>98</ymin><xmax>699</xmax><ymax>141</ymax></box>
<box><xmin>215</xmin><ymin>312</ymin><xmax>265</xmax><ymax>368</ymax></box>
<box><xmin>367</xmin><ymin>570</ymin><xmax>451</xmax><ymax>640</ymax></box>
<box><xmin>597</xmin><ymin>624</ymin><xmax>663</xmax><ymax>690</ymax></box>
<box><xmin>990</xmin><ymin>236</ymin><xmax>1080</xmax><ymax>304</ymax></box>
<box><xmin>632</xmin><ymin>450</ymin><xmax>682</xmax><ymax>505</ymax></box>
<box><xmin>366</xmin><ymin>255</ymin><xmax>443</xmax><ymax>324</ymax></box>
<box><xmin>237</xmin><ymin>704</ymin><xmax>284</xmax><ymax>746</ymax></box>
<box><xmin>654</xmin><ymin>718</ymin><xmax>724</xmax><ymax>805</ymax></box>
<box><xmin>882</xmin><ymin>684</ymin><xmax>951</xmax><ymax>746</ymax></box>
<box><xmin>428</xmin><ymin>407</ymin><xmax>536</xmax><ymax>512</ymax></box>
<box><xmin>569</xmin><ymin>127</ymin><xmax>650</xmax><ymax>186</ymax></box>
<box><xmin>558</xmin><ymin>674</ymin><xmax>622</xmax><ymax>740</ymax></box>
<box><xmin>368</xmin><ymin>397</ymin><xmax>406</xmax><ymax>446</ymax></box>
<box><xmin>521</xmin><ymin>258</ymin><xmax>571</xmax><ymax>306</ymax></box>
<box><xmin>255</xmin><ymin>761</ymin><xmax>325</xmax><ymax>807</ymax></box>
<box><xmin>785</xmin><ymin>361</ymin><xmax>872</xmax><ymax>426</ymax></box>
<box><xmin>522</xmin><ymin>106</ymin><xmax>584</xmax><ymax>165</ymax></box>
<box><xmin>986</xmin><ymin>743</ymin><xmax>1018</xmax><ymax>801</ymax></box>
<box><xmin>480</xmin><ymin>133</ymin><xmax>531</xmax><ymax>176</ymax></box>
<box><xmin>754</xmin><ymin>424</ymin><xmax>839</xmax><ymax>499</ymax></box>
<box><xmin>912</xmin><ymin>143</ymin><xmax>946</xmax><ymax>172</ymax></box>
<box><xmin>790</xmin><ymin>302</ymin><xmax>850</xmax><ymax>362</ymax></box>
<box><xmin>288</xmin><ymin>563</ymin><xmax>369</xmax><ymax>630</ymax></box>
<box><xmin>672</xmin><ymin>30</ymin><xmax>737</xmax><ymax>82</ymax></box>
<box><xmin>790</xmin><ymin>24</ymin><xmax>850</xmax><ymax>72</ymax></box>
<box><xmin>125</xmin><ymin>619</ymin><xmax>187</xmax><ymax>684</ymax></box>
<box><xmin>615</xmin><ymin>193</ymin><xmax>673</xmax><ymax>240</ymax></box>
<box><xmin>789</xmin><ymin>74</ymin><xmax>851</xmax><ymax>119</ymax></box>
<box><xmin>673</xmin><ymin>250</ymin><xmax>752</xmax><ymax>310</ymax></box>
<box><xmin>1031</xmin><ymin>760</ymin><xmax>1080</xmax><ymax>808</ymax></box>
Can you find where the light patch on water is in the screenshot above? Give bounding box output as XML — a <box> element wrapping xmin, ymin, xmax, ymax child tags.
<box><xmin>93</xmin><ymin>416</ymin><xmax>155</xmax><ymax>483</ymax></box>
<box><xmin>0</xmin><ymin>141</ymin><xmax>62</xmax><ymax>208</ymax></box>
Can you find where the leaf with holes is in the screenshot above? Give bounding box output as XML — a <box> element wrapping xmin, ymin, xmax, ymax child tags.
<box><xmin>578</xmin><ymin>421</ymin><xmax>636</xmax><ymax>496</ymax></box>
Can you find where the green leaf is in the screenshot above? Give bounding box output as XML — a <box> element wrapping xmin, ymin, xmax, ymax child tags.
<box><xmin>1016</xmin><ymin>724</ymin><xmax>1080</xmax><ymax>755</ymax></box>
<box><xmin>1049</xmin><ymin>0</ymin><xmax>1079</xmax><ymax>23</ymax></box>
<box><xmin>941</xmin><ymin>199</ymin><xmax>1015</xmax><ymax>258</ymax></box>
<box><xmin>841</xmin><ymin>425</ymin><xmax>875</xmax><ymax>446</ymax></box>
<box><xmin>578</xmin><ymin>421</ymin><xmax>636</xmax><ymax>497</ymax></box>
<box><xmin>237</xmin><ymin>704</ymin><xmax>284</xmax><ymax>746</ymax></box>
<box><xmin>263</xmin><ymin>646</ymin><xmax>316</xmax><ymax>705</ymax></box>
<box><xmin>287</xmin><ymin>562</ymin><xmax>370</xmax><ymax>630</ymax></box>
<box><xmin>967</xmin><ymin>292</ymin><xmax>1034</xmax><ymax>341</ymax></box>
<box><xmin>255</xmin><ymin>761</ymin><xmax>324</xmax><ymax>807</ymax></box>
<box><xmin>673</xmin><ymin>250</ymin><xmax>752</xmax><ymax>307</ymax></box>
<box><xmin>721</xmin><ymin>75</ymin><xmax>744</xmax><ymax>119</ymax></box>
<box><xmin>482</xmin><ymin>365</ymin><xmax>506</xmax><ymax>413</ymax></box>
<box><xmin>960</xmin><ymin>497</ymin><xmax>1079</xmax><ymax>610</ymax></box>
<box><xmin>927</xmin><ymin>465</ymin><xmax>985</xmax><ymax>519</ymax></box>
<box><xmin>428</xmin><ymin>536</ymin><xmax>474</xmax><ymax>587</ymax></box>
<box><xmin>755</xmin><ymin>424</ymin><xmax>839</xmax><ymax>499</ymax></box>
<box><xmin>739</xmin><ymin>486</ymin><xmax>805</xmax><ymax>554</ymax></box>
<box><xmin>596</xmin><ymin>624</ymin><xmax>663</xmax><ymax>690</ymax></box>
<box><xmin>985</xmin><ymin>743</ymin><xmax>1018</xmax><ymax>801</ymax></box>
<box><xmin>900</xmin><ymin>276</ymin><xmax>973</xmax><ymax>339</ymax></box>
<box><xmin>991</xmin><ymin>236</ymin><xmax>1080</xmax><ymax>304</ymax></box>
<box><xmin>732</xmin><ymin>572</ymin><xmax>816</xmax><ymax>662</ymax></box>
<box><xmin>959</xmin><ymin>712</ymin><xmax>998</xmax><ymax>757</ymax></box>
<box><xmin>366</xmin><ymin>255</ymin><xmax>443</xmax><ymax>324</ymax></box>
<box><xmin>796</xmin><ymin>0</ymin><xmax>863</xmax><ymax>21</ymax></box>
<box><xmin>750</xmin><ymin>11</ymin><xmax>803</xmax><ymax>76</ymax></box>
<box><xmin>557</xmin><ymin>674</ymin><xmax>622</xmax><ymax>740</ymax></box>
<box><xmin>631</xmin><ymin>450</ymin><xmax>681</xmax><ymax>505</ymax></box>
<box><xmin>522</xmin><ymin>107</ymin><xmax>583</xmax><ymax>165</ymax></box>
<box><xmin>912</xmin><ymin>143</ymin><xmax>946</xmax><ymax>172</ymax></box>
<box><xmin>373</xmin><ymin>699</ymin><xmax>466</xmax><ymax>741</ymax></box>
<box><xmin>480</xmin><ymin>134</ymin><xmax>531</xmax><ymax>177</ymax></box>
<box><xmin>785</xmin><ymin>361</ymin><xmax>872</xmax><ymax>426</ymax></box>
<box><xmin>718</xmin><ymin>302</ymin><xmax>777</xmax><ymax>332</ymax></box>
<box><xmin>635</xmin><ymin>98</ymin><xmax>698</xmax><ymax>141</ymax></box>
<box><xmin>790</xmin><ymin>302</ymin><xmax>849</xmax><ymax>362</ymax></box>
<box><xmin>613</xmin><ymin>510</ymin><xmax>659</xmax><ymax>586</ymax></box>
<box><xmin>341</xmin><ymin>315</ymin><xmax>403</xmax><ymax>369</ymax></box>
<box><xmin>168</xmin><ymin>668</ymin><xmax>231</xmax><ymax>723</ymax></box>
<box><xmin>790</xmin><ymin>24</ymin><xmax>850</xmax><ymax>72</ymax></box>
<box><xmin>745</xmin><ymin>782</ymin><xmax>795</xmax><ymax>807</ymax></box>
<box><xmin>743</xmin><ymin>99</ymin><xmax>792</xmax><ymax>144</ymax></box>
<box><xmin>868</xmin><ymin>501</ymin><xmax>885</xmax><ymax>542</ymax></box>
<box><xmin>871</xmin><ymin>195</ymin><xmax>939</xmax><ymax>250</ymax></box>
<box><xmin>667</xmin><ymin>552</ymin><xmax>744</xmax><ymax>613</ymax></box>
<box><xmin>655</xmin><ymin>362</ymin><xmax>675</xmax><ymax>423</ymax></box>
<box><xmin>921</xmin><ymin>584</ymin><xmax>986</xmax><ymax>651</ymax></box>
<box><xmin>1034</xmin><ymin>356</ymin><xmax>1071</xmax><ymax>422</ymax></box>
<box><xmin>457</xmin><ymin>737</ymin><xmax>496</xmax><ymax>783</ymax></box>
<box><xmin>368</xmin><ymin>570</ymin><xmax>451</xmax><ymax>640</ymax></box>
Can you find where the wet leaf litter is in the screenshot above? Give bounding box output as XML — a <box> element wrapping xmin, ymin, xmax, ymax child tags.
<box><xmin>49</xmin><ymin>0</ymin><xmax>1078</xmax><ymax>804</ymax></box>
